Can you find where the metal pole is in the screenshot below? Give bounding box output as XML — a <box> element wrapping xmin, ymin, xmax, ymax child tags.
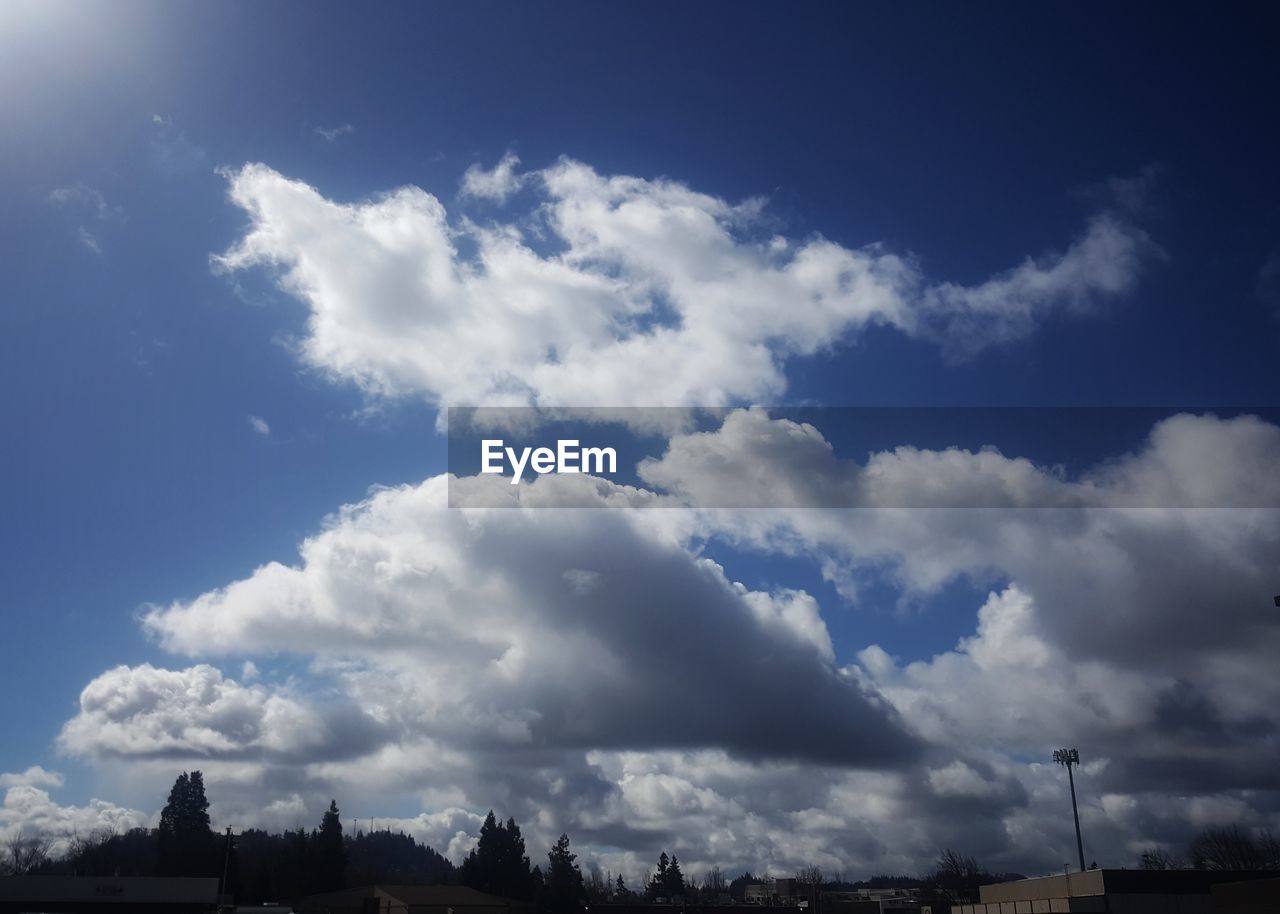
<box><xmin>219</xmin><ymin>826</ymin><xmax>233</xmax><ymax>909</ymax></box>
<box><xmin>1066</xmin><ymin>763</ymin><xmax>1085</xmax><ymax>873</ymax></box>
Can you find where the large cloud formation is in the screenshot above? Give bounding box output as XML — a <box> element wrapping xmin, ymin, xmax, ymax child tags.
<box><xmin>25</xmin><ymin>160</ymin><xmax>1277</xmax><ymax>879</ymax></box>
<box><xmin>213</xmin><ymin>158</ymin><xmax>1153</xmax><ymax>407</ymax></box>
<box><xmin>128</xmin><ymin>475</ymin><xmax>920</xmax><ymax>769</ymax></box>
<box><xmin>643</xmin><ymin>410</ymin><xmax>1280</xmax><ymax>854</ymax></box>
<box><xmin>51</xmin><ymin>411</ymin><xmax>1280</xmax><ymax>877</ymax></box>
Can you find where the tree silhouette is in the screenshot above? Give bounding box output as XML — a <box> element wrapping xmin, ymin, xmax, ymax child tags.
<box><xmin>927</xmin><ymin>849</ymin><xmax>990</xmax><ymax>904</ymax></box>
<box><xmin>584</xmin><ymin>865</ymin><xmax>610</xmax><ymax>903</ymax></box>
<box><xmin>1</xmin><ymin>830</ymin><xmax>51</xmax><ymax>875</ymax></box>
<box><xmin>665</xmin><ymin>854</ymin><xmax>686</xmax><ymax>898</ymax></box>
<box><xmin>40</xmin><ymin>801</ymin><xmax>465</xmax><ymax>903</ymax></box>
<box><xmin>459</xmin><ymin>812</ymin><xmax>534</xmax><ymax>900</ymax></box>
<box><xmin>545</xmin><ymin>833</ymin><xmax>584</xmax><ymax>914</ymax></box>
<box><xmin>702</xmin><ymin>866</ymin><xmax>727</xmax><ymax>895</ymax></box>
<box><xmin>1189</xmin><ymin>825</ymin><xmax>1280</xmax><ymax>870</ymax></box>
<box><xmin>345</xmin><ymin>829</ymin><xmax>454</xmax><ymax>887</ymax></box>
<box><xmin>312</xmin><ymin>800</ymin><xmax>346</xmax><ymax>893</ymax></box>
<box><xmin>796</xmin><ymin>864</ymin><xmax>823</xmax><ymax>909</ymax></box>
<box><xmin>797</xmin><ymin>865</ymin><xmax>823</xmax><ymax>886</ymax></box>
<box><xmin>647</xmin><ymin>852</ymin><xmax>670</xmax><ymax>900</ymax></box>
<box><xmin>157</xmin><ymin>771</ymin><xmax>215</xmax><ymax>876</ymax></box>
<box><xmin>728</xmin><ymin>872</ymin><xmax>764</xmax><ymax>903</ymax></box>
<box><xmin>1139</xmin><ymin>847</ymin><xmax>1179</xmax><ymax>870</ymax></box>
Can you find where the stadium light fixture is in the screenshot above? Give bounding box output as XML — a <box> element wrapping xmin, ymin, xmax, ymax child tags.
<box><xmin>1053</xmin><ymin>748</ymin><xmax>1086</xmax><ymax>874</ymax></box>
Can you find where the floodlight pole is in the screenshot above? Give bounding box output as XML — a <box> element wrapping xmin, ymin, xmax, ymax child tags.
<box><xmin>1065</xmin><ymin>758</ymin><xmax>1085</xmax><ymax>874</ymax></box>
<box><xmin>1053</xmin><ymin>748</ymin><xmax>1086</xmax><ymax>874</ymax></box>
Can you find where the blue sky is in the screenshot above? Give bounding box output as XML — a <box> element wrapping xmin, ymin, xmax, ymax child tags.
<box><xmin>2</xmin><ymin>0</ymin><xmax>1279</xmax><ymax>879</ymax></box>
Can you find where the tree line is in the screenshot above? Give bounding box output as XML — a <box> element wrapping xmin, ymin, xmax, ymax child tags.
<box><xmin>9</xmin><ymin>771</ymin><xmax>1279</xmax><ymax>908</ymax></box>
<box><xmin>1140</xmin><ymin>826</ymin><xmax>1280</xmax><ymax>872</ymax></box>
<box><xmin>21</xmin><ymin>772</ymin><xmax>451</xmax><ymax>903</ymax></box>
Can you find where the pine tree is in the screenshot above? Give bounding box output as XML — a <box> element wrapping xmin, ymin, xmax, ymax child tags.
<box><xmin>648</xmin><ymin>853</ymin><xmax>670</xmax><ymax>901</ymax></box>
<box><xmin>312</xmin><ymin>800</ymin><xmax>345</xmax><ymax>892</ymax></box>
<box><xmin>666</xmin><ymin>855</ymin><xmax>685</xmax><ymax>898</ymax></box>
<box><xmin>460</xmin><ymin>812</ymin><xmax>533</xmax><ymax>900</ymax></box>
<box><xmin>545</xmin><ymin>833</ymin><xmax>584</xmax><ymax>914</ymax></box>
<box><xmin>531</xmin><ymin>863</ymin><xmax>546</xmax><ymax>908</ymax></box>
<box><xmin>460</xmin><ymin>812</ymin><xmax>501</xmax><ymax>893</ymax></box>
<box><xmin>157</xmin><ymin>771</ymin><xmax>214</xmax><ymax>876</ymax></box>
<box><xmin>500</xmin><ymin>817</ymin><xmax>533</xmax><ymax>898</ymax></box>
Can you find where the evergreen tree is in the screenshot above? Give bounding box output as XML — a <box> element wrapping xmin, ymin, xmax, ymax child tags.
<box><xmin>284</xmin><ymin>828</ymin><xmax>311</xmax><ymax>899</ymax></box>
<box><xmin>157</xmin><ymin>771</ymin><xmax>215</xmax><ymax>876</ymax></box>
<box><xmin>728</xmin><ymin>872</ymin><xmax>763</xmax><ymax>903</ymax></box>
<box><xmin>460</xmin><ymin>812</ymin><xmax>500</xmax><ymax>893</ymax></box>
<box><xmin>459</xmin><ymin>812</ymin><xmax>533</xmax><ymax>900</ymax></box>
<box><xmin>647</xmin><ymin>853</ymin><xmax>670</xmax><ymax>901</ymax></box>
<box><xmin>500</xmin><ymin>817</ymin><xmax>533</xmax><ymax>898</ymax></box>
<box><xmin>312</xmin><ymin>800</ymin><xmax>346</xmax><ymax>893</ymax></box>
<box><xmin>614</xmin><ymin>873</ymin><xmax>629</xmax><ymax>899</ymax></box>
<box><xmin>530</xmin><ymin>863</ymin><xmax>546</xmax><ymax>910</ymax></box>
<box><xmin>666</xmin><ymin>855</ymin><xmax>685</xmax><ymax>898</ymax></box>
<box><xmin>545</xmin><ymin>833</ymin><xmax>584</xmax><ymax>914</ymax></box>
<box><xmin>345</xmin><ymin>829</ymin><xmax>454</xmax><ymax>887</ymax></box>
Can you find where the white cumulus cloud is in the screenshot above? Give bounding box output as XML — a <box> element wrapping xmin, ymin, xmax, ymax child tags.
<box><xmin>1</xmin><ymin>785</ymin><xmax>148</xmax><ymax>855</ymax></box>
<box><xmin>0</xmin><ymin>767</ymin><xmax>65</xmax><ymax>790</ymax></box>
<box><xmin>214</xmin><ymin>159</ymin><xmax>1154</xmax><ymax>409</ymax></box>
<box><xmin>460</xmin><ymin>152</ymin><xmax>525</xmax><ymax>202</ymax></box>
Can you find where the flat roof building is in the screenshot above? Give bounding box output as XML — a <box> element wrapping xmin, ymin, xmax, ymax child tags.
<box><xmin>1210</xmin><ymin>875</ymin><xmax>1280</xmax><ymax>913</ymax></box>
<box><xmin>296</xmin><ymin>884</ymin><xmax>532</xmax><ymax>914</ymax></box>
<box><xmin>953</xmin><ymin>869</ymin><xmax>1280</xmax><ymax>914</ymax></box>
<box><xmin>0</xmin><ymin>875</ymin><xmax>219</xmax><ymax>914</ymax></box>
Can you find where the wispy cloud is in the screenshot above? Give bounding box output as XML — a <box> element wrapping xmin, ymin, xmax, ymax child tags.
<box><xmin>150</xmin><ymin>115</ymin><xmax>207</xmax><ymax>177</ymax></box>
<box><xmin>76</xmin><ymin>226</ymin><xmax>102</xmax><ymax>256</ymax></box>
<box><xmin>47</xmin><ymin>183</ymin><xmax>125</xmax><ymax>222</ymax></box>
<box><xmin>314</xmin><ymin>123</ymin><xmax>355</xmax><ymax>144</ymax></box>
<box><xmin>46</xmin><ymin>183</ymin><xmax>123</xmax><ymax>256</ymax></box>
<box><xmin>247</xmin><ymin>415</ymin><xmax>271</xmax><ymax>437</ymax></box>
